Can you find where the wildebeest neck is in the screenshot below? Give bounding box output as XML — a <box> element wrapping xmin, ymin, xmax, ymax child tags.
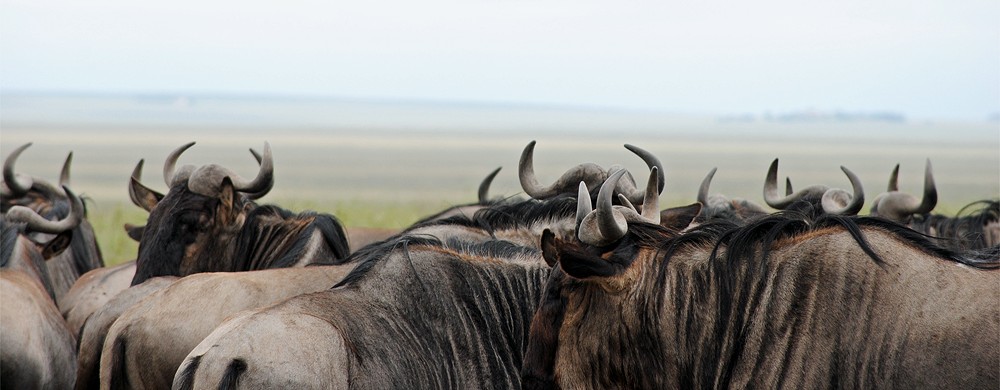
<box><xmin>233</xmin><ymin>205</ymin><xmax>350</xmax><ymax>270</ymax></box>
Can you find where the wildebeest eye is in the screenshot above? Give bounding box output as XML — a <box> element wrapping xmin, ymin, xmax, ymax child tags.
<box><xmin>176</xmin><ymin>212</ymin><xmax>207</xmax><ymax>234</ymax></box>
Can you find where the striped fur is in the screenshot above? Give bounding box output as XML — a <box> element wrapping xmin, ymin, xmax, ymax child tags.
<box><xmin>530</xmin><ymin>213</ymin><xmax>1000</xmax><ymax>389</ymax></box>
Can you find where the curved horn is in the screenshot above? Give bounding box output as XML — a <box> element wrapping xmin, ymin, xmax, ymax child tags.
<box><xmin>820</xmin><ymin>166</ymin><xmax>865</xmax><ymax>215</ymax></box>
<box><xmin>916</xmin><ymin>159</ymin><xmax>937</xmax><ymax>214</ymax></box>
<box><xmin>638</xmin><ymin>167</ymin><xmax>660</xmax><ymax>222</ymax></box>
<box><xmin>163</xmin><ymin>142</ymin><xmax>196</xmax><ymax>188</ymax></box>
<box><xmin>576</xmin><ymin>181</ymin><xmax>592</xmax><ymax>229</ymax></box>
<box><xmin>518</xmin><ymin>140</ymin><xmax>606</xmax><ymax>199</ymax></box>
<box><xmin>618</xmin><ymin>167</ymin><xmax>662</xmax><ymax>224</ymax></box>
<box><xmin>596</xmin><ymin>170</ymin><xmax>629</xmax><ymax>241</ymax></box>
<box><xmin>763</xmin><ymin>159</ymin><xmax>828</xmax><ymax>209</ymax></box>
<box><xmin>785</xmin><ymin>177</ymin><xmax>793</xmax><ymax>196</ymax></box>
<box><xmin>887</xmin><ymin>164</ymin><xmax>900</xmax><ymax>192</ymax></box>
<box><xmin>697</xmin><ymin>167</ymin><xmax>717</xmax><ymax>205</ymax></box>
<box><xmin>59</xmin><ymin>152</ymin><xmax>73</xmax><ymax>187</ymax></box>
<box><xmin>478</xmin><ymin>167</ymin><xmax>502</xmax><ymax>204</ymax></box>
<box><xmin>7</xmin><ymin>186</ymin><xmax>83</xmax><ymax>234</ymax></box>
<box><xmin>129</xmin><ymin>159</ymin><xmax>163</xmax><ymax>212</ymax></box>
<box><xmin>2</xmin><ymin>143</ymin><xmax>35</xmax><ymax>197</ymax></box>
<box><xmin>240</xmin><ymin>144</ymin><xmax>275</xmax><ymax>200</ymax></box>
<box><xmin>577</xmin><ymin>170</ymin><xmax>628</xmax><ymax>246</ymax></box>
<box><xmin>623</xmin><ymin>144</ymin><xmax>665</xmax><ymax>194</ymax></box>
<box><xmin>870</xmin><ymin>159</ymin><xmax>937</xmax><ymax>221</ymax></box>
<box><xmin>249</xmin><ymin>148</ymin><xmax>263</xmax><ymax>164</ymax></box>
<box><xmin>235</xmin><ymin>141</ymin><xmax>274</xmax><ymax>197</ymax></box>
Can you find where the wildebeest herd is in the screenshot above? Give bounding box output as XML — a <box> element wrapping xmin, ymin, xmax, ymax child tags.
<box><xmin>1</xmin><ymin>140</ymin><xmax>997</xmax><ymax>389</ymax></box>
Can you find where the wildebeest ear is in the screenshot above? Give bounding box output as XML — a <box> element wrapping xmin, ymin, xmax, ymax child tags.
<box><xmin>540</xmin><ymin>229</ymin><xmax>560</xmax><ymax>267</ymax></box>
<box><xmin>40</xmin><ymin>231</ymin><xmax>73</xmax><ymax>259</ymax></box>
<box><xmin>660</xmin><ymin>202</ymin><xmax>702</xmax><ymax>232</ymax></box>
<box><xmin>217</xmin><ymin>176</ymin><xmax>236</xmax><ymax>221</ymax></box>
<box><xmin>129</xmin><ymin>176</ymin><xmax>164</xmax><ymax>212</ymax></box>
<box><xmin>124</xmin><ymin>223</ymin><xmax>144</xmax><ymax>242</ymax></box>
<box><xmin>546</xmin><ymin>231</ymin><xmax>622</xmax><ymax>279</ymax></box>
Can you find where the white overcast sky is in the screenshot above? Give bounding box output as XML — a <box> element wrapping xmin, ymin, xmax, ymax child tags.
<box><xmin>1</xmin><ymin>0</ymin><xmax>998</xmax><ymax>120</ymax></box>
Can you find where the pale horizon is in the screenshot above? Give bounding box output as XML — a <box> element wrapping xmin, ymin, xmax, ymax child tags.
<box><xmin>2</xmin><ymin>0</ymin><xmax>998</xmax><ymax>122</ymax></box>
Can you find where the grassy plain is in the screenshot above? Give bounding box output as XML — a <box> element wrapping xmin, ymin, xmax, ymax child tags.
<box><xmin>2</xmin><ymin>96</ymin><xmax>998</xmax><ymax>265</ymax></box>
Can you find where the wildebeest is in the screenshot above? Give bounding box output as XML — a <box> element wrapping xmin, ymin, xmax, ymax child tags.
<box><xmin>169</xmin><ymin>145</ymin><xmax>676</xmax><ymax>389</ymax></box>
<box><xmin>169</xmin><ymin>208</ymin><xmax>566</xmax><ymax>389</ymax></box>
<box><xmin>1</xmin><ymin>187</ymin><xmax>84</xmax><ymax>389</ymax></box>
<box><xmin>763</xmin><ymin>158</ymin><xmax>865</xmax><ymax>216</ymax></box>
<box><xmin>1</xmin><ymin>142</ymin><xmax>72</xmax><ymax>213</ymax></box>
<box><xmin>696</xmin><ymin>167</ymin><xmax>769</xmax><ymax>222</ymax></box>
<box><xmin>909</xmin><ymin>199</ymin><xmax>1000</xmax><ymax>251</ymax></box>
<box><xmin>93</xmin><ymin>162</ymin><xmax>521</xmax><ymax>389</ymax></box>
<box><xmin>518</xmin><ymin>140</ymin><xmax>664</xmax><ymax>203</ymax></box>
<box><xmin>128</xmin><ymin>142</ymin><xmax>351</xmax><ymax>285</ymax></box>
<box><xmin>867</xmin><ymin>160</ymin><xmax>998</xmax><ymax>250</ymax></box>
<box><xmin>2</xmin><ymin>143</ymin><xmax>105</xmax><ymax>302</ymax></box>
<box><xmin>868</xmin><ymin>159</ymin><xmax>937</xmax><ymax>223</ymax></box>
<box><xmin>523</xmin><ymin>171</ymin><xmax>999</xmax><ymax>389</ymax></box>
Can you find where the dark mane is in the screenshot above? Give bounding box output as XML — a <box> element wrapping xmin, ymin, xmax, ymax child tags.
<box><xmin>332</xmin><ymin>235</ymin><xmax>444</xmax><ymax>288</ymax></box>
<box><xmin>635</xmin><ymin>211</ymin><xmax>999</xmax><ymax>278</ymax></box>
<box><xmin>455</xmin><ymin>195</ymin><xmax>578</xmax><ymax>235</ymax></box>
<box><xmin>234</xmin><ymin>205</ymin><xmax>351</xmax><ymax>269</ymax></box>
<box><xmin>910</xmin><ymin>199</ymin><xmax>999</xmax><ymax>251</ymax></box>
<box><xmin>332</xmin><ymin>230</ymin><xmax>545</xmax><ymax>290</ymax></box>
<box><xmin>617</xmin><ymin>212</ymin><xmax>997</xmax><ymax>388</ymax></box>
<box><xmin>443</xmin><ymin>237</ymin><xmax>541</xmax><ymax>260</ymax></box>
<box><xmin>0</xmin><ymin>218</ymin><xmax>20</xmax><ymax>269</ymax></box>
<box><xmin>0</xmin><ymin>218</ymin><xmax>58</xmax><ymax>300</ymax></box>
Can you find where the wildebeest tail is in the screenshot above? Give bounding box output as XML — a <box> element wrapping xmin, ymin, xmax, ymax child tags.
<box><xmin>218</xmin><ymin>359</ymin><xmax>248</xmax><ymax>390</ymax></box>
<box><xmin>108</xmin><ymin>336</ymin><xmax>130</xmax><ymax>390</ymax></box>
<box><xmin>174</xmin><ymin>355</ymin><xmax>201</xmax><ymax>390</ymax></box>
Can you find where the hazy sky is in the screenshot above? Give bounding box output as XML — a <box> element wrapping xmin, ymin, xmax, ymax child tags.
<box><xmin>2</xmin><ymin>0</ymin><xmax>998</xmax><ymax>120</ymax></box>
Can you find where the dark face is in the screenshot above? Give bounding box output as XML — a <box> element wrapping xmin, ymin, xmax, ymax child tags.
<box><xmin>132</xmin><ymin>185</ymin><xmax>218</xmax><ymax>285</ymax></box>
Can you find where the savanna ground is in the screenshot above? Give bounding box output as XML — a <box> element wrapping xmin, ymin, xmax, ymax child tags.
<box><xmin>2</xmin><ymin>100</ymin><xmax>997</xmax><ymax>266</ymax></box>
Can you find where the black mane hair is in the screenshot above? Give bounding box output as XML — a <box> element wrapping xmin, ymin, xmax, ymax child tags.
<box><xmin>332</xmin><ymin>219</ymin><xmax>549</xmax><ymax>290</ymax></box>
<box><xmin>235</xmin><ymin>205</ymin><xmax>351</xmax><ymax>269</ymax></box>
<box><xmin>0</xmin><ymin>218</ymin><xmax>19</xmax><ymax>269</ymax></box>
<box><xmin>412</xmin><ymin>195</ymin><xmax>579</xmax><ymax>237</ymax></box>
<box><xmin>332</xmin><ymin>235</ymin><xmax>444</xmax><ymax>288</ymax></box>
<box><xmin>910</xmin><ymin>199</ymin><xmax>1000</xmax><ymax>251</ymax></box>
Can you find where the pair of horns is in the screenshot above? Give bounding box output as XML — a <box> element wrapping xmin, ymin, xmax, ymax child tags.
<box><xmin>130</xmin><ymin>142</ymin><xmax>273</xmax><ymax>210</ymax></box>
<box><xmin>870</xmin><ymin>159</ymin><xmax>937</xmax><ymax>222</ymax></box>
<box><xmin>6</xmin><ymin>186</ymin><xmax>83</xmax><ymax>234</ymax></box>
<box><xmin>2</xmin><ymin>143</ymin><xmax>73</xmax><ymax>199</ymax></box>
<box><xmin>576</xmin><ymin>168</ymin><xmax>661</xmax><ymax>246</ymax></box>
<box><xmin>763</xmin><ymin>159</ymin><xmax>865</xmax><ymax>215</ymax></box>
<box><xmin>163</xmin><ymin>142</ymin><xmax>273</xmax><ymax>198</ymax></box>
<box><xmin>518</xmin><ymin>141</ymin><xmax>664</xmax><ymax>204</ymax></box>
